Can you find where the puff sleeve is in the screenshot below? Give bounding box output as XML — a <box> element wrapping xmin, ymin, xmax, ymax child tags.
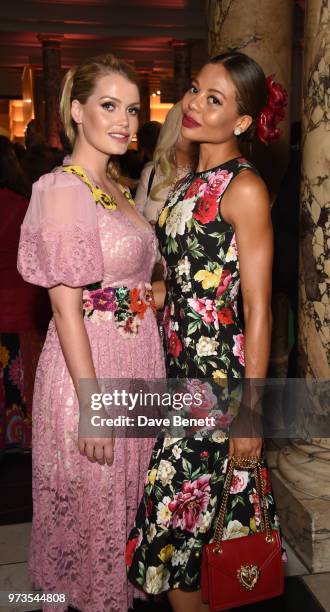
<box><xmin>17</xmin><ymin>171</ymin><xmax>104</xmax><ymax>288</ymax></box>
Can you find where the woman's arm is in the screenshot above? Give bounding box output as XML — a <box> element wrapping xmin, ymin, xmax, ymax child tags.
<box><xmin>152</xmin><ymin>280</ymin><xmax>166</xmax><ymax>311</ymax></box>
<box><xmin>134</xmin><ymin>162</ymin><xmax>153</xmax><ymax>214</ymax></box>
<box><xmin>48</xmin><ymin>284</ymin><xmax>114</xmax><ymax>465</ymax></box>
<box><xmin>222</xmin><ymin>171</ymin><xmax>273</xmax><ymax>457</ymax></box>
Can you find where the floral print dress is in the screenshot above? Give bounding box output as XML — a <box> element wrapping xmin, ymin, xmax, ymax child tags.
<box><xmin>127</xmin><ymin>157</ymin><xmax>282</xmax><ymax>594</ymax></box>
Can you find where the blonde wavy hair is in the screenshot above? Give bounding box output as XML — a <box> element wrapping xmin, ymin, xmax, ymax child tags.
<box><xmin>150</xmin><ymin>102</ymin><xmax>188</xmax><ymax>200</ymax></box>
<box><xmin>59</xmin><ymin>53</ymin><xmax>140</xmax><ymax>180</ymax></box>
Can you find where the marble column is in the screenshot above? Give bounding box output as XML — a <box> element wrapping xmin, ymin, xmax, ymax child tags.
<box><xmin>172</xmin><ymin>40</ymin><xmax>192</xmax><ymax>102</ymax></box>
<box><xmin>38</xmin><ymin>34</ymin><xmax>63</xmax><ymax>148</ymax></box>
<box><xmin>272</xmin><ymin>0</ymin><xmax>330</xmax><ymax>573</ymax></box>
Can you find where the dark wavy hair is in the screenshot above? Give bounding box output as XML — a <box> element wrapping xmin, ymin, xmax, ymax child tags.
<box><xmin>0</xmin><ymin>136</ymin><xmax>30</xmax><ymax>197</ymax></box>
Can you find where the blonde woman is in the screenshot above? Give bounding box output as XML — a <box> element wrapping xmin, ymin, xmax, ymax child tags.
<box><xmin>18</xmin><ymin>54</ymin><xmax>165</xmax><ymax>612</ymax></box>
<box><xmin>135</xmin><ymin>102</ymin><xmax>197</xmax><ymax>225</ymax></box>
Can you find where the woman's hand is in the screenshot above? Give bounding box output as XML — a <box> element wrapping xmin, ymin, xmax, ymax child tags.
<box><xmin>78</xmin><ymin>436</ymin><xmax>115</xmax><ymax>466</ymax></box>
<box><xmin>229</xmin><ymin>436</ymin><xmax>262</xmax><ymax>459</ymax></box>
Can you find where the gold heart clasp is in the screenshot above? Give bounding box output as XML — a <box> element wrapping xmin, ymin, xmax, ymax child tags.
<box><xmin>237</xmin><ymin>564</ymin><xmax>260</xmax><ymax>590</ymax></box>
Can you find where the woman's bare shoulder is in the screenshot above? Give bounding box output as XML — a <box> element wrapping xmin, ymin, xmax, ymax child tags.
<box><xmin>222</xmin><ymin>168</ymin><xmax>270</xmax><ymax>226</ymax></box>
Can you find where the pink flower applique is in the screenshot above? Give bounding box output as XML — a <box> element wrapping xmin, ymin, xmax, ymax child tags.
<box><xmin>117</xmin><ymin>315</ymin><xmax>140</xmax><ymax>338</ymax></box>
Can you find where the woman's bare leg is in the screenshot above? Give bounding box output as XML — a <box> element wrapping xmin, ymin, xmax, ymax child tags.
<box><xmin>167</xmin><ymin>589</ymin><xmax>209</xmax><ymax>612</ymax></box>
<box><xmin>167</xmin><ymin>589</ymin><xmax>231</xmax><ymax>612</ymax></box>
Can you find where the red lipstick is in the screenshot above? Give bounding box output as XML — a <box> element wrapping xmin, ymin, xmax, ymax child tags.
<box><xmin>182</xmin><ymin>113</ymin><xmax>201</xmax><ymax>128</ymax></box>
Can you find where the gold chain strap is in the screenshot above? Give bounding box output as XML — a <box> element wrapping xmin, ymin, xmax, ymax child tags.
<box><xmin>212</xmin><ymin>457</ymin><xmax>274</xmax><ymax>554</ymax></box>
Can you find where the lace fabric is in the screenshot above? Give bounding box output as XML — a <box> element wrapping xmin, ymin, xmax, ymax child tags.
<box><xmin>17</xmin><ymin>170</ymin><xmax>166</xmax><ymax>611</ymax></box>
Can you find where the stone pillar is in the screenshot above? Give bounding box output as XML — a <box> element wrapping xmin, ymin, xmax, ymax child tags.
<box><xmin>38</xmin><ymin>34</ymin><xmax>63</xmax><ymax>148</ymax></box>
<box><xmin>206</xmin><ymin>0</ymin><xmax>293</xmax><ymax>194</ymax></box>
<box><xmin>172</xmin><ymin>40</ymin><xmax>192</xmax><ymax>102</ymax></box>
<box><xmin>138</xmin><ymin>75</ymin><xmax>150</xmax><ymax>126</ymax></box>
<box><xmin>271</xmin><ymin>0</ymin><xmax>330</xmax><ymax>573</ymax></box>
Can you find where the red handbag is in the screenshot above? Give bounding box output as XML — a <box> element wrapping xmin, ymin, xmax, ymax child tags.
<box><xmin>201</xmin><ymin>457</ymin><xmax>284</xmax><ymax>611</ymax></box>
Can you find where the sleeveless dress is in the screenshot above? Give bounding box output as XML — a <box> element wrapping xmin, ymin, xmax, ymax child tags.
<box><xmin>17</xmin><ymin>166</ymin><xmax>165</xmax><ymax>612</ymax></box>
<box><xmin>126</xmin><ymin>157</ymin><xmax>282</xmax><ymax>594</ymax></box>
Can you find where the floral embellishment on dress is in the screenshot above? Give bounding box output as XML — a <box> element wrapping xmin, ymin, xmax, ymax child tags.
<box><xmin>62</xmin><ymin>165</ymin><xmax>134</xmax><ymax>210</ymax></box>
<box><xmin>83</xmin><ymin>281</ymin><xmax>156</xmax><ymax>336</ymax></box>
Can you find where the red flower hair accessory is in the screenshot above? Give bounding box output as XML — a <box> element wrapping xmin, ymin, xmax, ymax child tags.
<box><xmin>257</xmin><ymin>75</ymin><xmax>288</xmax><ymax>144</ymax></box>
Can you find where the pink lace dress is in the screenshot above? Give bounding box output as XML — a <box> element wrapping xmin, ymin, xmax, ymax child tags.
<box><xmin>17</xmin><ymin>169</ymin><xmax>165</xmax><ymax>612</ymax></box>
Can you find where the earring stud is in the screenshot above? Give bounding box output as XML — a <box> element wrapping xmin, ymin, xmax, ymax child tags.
<box><xmin>234</xmin><ymin>127</ymin><xmax>241</xmax><ymax>136</ymax></box>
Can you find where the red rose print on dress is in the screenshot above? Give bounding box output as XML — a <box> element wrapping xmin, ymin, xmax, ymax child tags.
<box><xmin>185</xmin><ymin>178</ymin><xmax>206</xmax><ymax>199</ymax></box>
<box><xmin>125</xmin><ymin>535</ymin><xmax>141</xmax><ymax>567</ymax></box>
<box><xmin>233</xmin><ymin>333</ymin><xmax>245</xmax><ymax>366</ymax></box>
<box><xmin>217</xmin><ymin>307</ymin><xmax>234</xmax><ymax>325</ymax></box>
<box><xmin>193</xmin><ymin>194</ymin><xmax>218</xmax><ymax>224</ymax></box>
<box><xmin>168</xmin><ymin>474</ymin><xmax>211</xmax><ymax>533</ymax></box>
<box><xmin>168</xmin><ymin>331</ymin><xmax>182</xmax><ymax>358</ymax></box>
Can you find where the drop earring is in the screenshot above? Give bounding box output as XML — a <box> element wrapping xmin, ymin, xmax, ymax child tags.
<box><xmin>234</xmin><ymin>127</ymin><xmax>241</xmax><ymax>136</ymax></box>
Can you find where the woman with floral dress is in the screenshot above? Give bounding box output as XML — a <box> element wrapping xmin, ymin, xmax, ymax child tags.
<box><xmin>127</xmin><ymin>51</ymin><xmax>287</xmax><ymax>612</ymax></box>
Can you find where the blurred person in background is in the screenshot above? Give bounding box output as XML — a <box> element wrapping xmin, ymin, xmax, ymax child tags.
<box><xmin>137</xmin><ymin>119</ymin><xmax>161</xmax><ymax>164</ymax></box>
<box><xmin>118</xmin><ymin>148</ymin><xmax>145</xmax><ymax>196</ymax></box>
<box><xmin>0</xmin><ymin>136</ymin><xmax>51</xmax><ymax>454</ymax></box>
<box><xmin>135</xmin><ymin>102</ymin><xmax>198</xmax><ymax>226</ymax></box>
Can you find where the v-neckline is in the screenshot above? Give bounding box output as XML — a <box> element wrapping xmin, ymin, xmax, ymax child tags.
<box><xmin>65</xmin><ymin>164</ymin><xmax>153</xmax><ymax>234</ymax></box>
